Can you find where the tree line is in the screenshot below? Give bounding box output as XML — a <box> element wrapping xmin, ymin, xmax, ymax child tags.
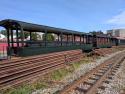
<box><xmin>0</xmin><ymin>30</ymin><xmax>55</xmax><ymax>41</ymax></box>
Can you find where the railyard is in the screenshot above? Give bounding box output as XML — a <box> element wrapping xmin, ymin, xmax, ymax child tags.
<box><xmin>0</xmin><ymin>19</ymin><xmax>125</xmax><ymax>94</ymax></box>
<box><xmin>0</xmin><ymin>0</ymin><xmax>125</xmax><ymax>94</ymax></box>
<box><xmin>0</xmin><ymin>46</ymin><xmax>125</xmax><ymax>94</ymax></box>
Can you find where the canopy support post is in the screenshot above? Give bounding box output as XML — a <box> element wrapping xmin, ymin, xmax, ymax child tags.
<box><xmin>61</xmin><ymin>32</ymin><xmax>63</xmax><ymax>46</ymax></box>
<box><xmin>74</xmin><ymin>35</ymin><xmax>75</xmax><ymax>45</ymax></box>
<box><xmin>45</xmin><ymin>30</ymin><xmax>47</xmax><ymax>47</ymax></box>
<box><xmin>6</xmin><ymin>28</ymin><xmax>11</xmax><ymax>59</ymax></box>
<box><xmin>10</xmin><ymin>29</ymin><xmax>14</xmax><ymax>47</ymax></box>
<box><xmin>72</xmin><ymin>34</ymin><xmax>74</xmax><ymax>45</ymax></box>
<box><xmin>20</xmin><ymin>27</ymin><xmax>24</xmax><ymax>47</ymax></box>
<box><xmin>30</xmin><ymin>32</ymin><xmax>32</xmax><ymax>41</ymax></box>
<box><xmin>57</xmin><ymin>33</ymin><xmax>59</xmax><ymax>46</ymax></box>
<box><xmin>67</xmin><ymin>34</ymin><xmax>68</xmax><ymax>46</ymax></box>
<box><xmin>16</xmin><ymin>26</ymin><xmax>19</xmax><ymax>48</ymax></box>
<box><xmin>80</xmin><ymin>35</ymin><xmax>81</xmax><ymax>45</ymax></box>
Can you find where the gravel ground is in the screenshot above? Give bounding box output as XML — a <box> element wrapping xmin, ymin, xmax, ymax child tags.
<box><xmin>99</xmin><ymin>58</ymin><xmax>125</xmax><ymax>94</ymax></box>
<box><xmin>32</xmin><ymin>51</ymin><xmax>124</xmax><ymax>94</ymax></box>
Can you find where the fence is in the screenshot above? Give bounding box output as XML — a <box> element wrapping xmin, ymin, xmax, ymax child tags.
<box><xmin>0</xmin><ymin>42</ymin><xmax>8</xmax><ymax>60</ymax></box>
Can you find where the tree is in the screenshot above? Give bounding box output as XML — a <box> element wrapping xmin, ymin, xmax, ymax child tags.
<box><xmin>0</xmin><ymin>30</ymin><xmax>30</xmax><ymax>38</ymax></box>
<box><xmin>24</xmin><ymin>32</ymin><xmax>30</xmax><ymax>39</ymax></box>
<box><xmin>18</xmin><ymin>31</ymin><xmax>29</xmax><ymax>39</ymax></box>
<box><xmin>42</xmin><ymin>33</ymin><xmax>55</xmax><ymax>41</ymax></box>
<box><xmin>0</xmin><ymin>30</ymin><xmax>7</xmax><ymax>36</ymax></box>
<box><xmin>31</xmin><ymin>32</ymin><xmax>38</xmax><ymax>41</ymax></box>
<box><xmin>89</xmin><ymin>30</ymin><xmax>104</xmax><ymax>35</ymax></box>
<box><xmin>18</xmin><ymin>32</ymin><xmax>40</xmax><ymax>40</ymax></box>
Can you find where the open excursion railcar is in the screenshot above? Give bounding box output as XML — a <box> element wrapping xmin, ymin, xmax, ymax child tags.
<box><xmin>116</xmin><ymin>37</ymin><xmax>125</xmax><ymax>45</ymax></box>
<box><xmin>0</xmin><ymin>19</ymin><xmax>124</xmax><ymax>57</ymax></box>
<box><xmin>93</xmin><ymin>35</ymin><xmax>117</xmax><ymax>48</ymax></box>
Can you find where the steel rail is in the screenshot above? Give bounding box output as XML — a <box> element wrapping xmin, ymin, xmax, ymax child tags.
<box><xmin>59</xmin><ymin>52</ymin><xmax>125</xmax><ymax>94</ymax></box>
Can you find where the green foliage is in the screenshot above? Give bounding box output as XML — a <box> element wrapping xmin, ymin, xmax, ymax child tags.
<box><xmin>51</xmin><ymin>57</ymin><xmax>93</xmax><ymax>81</ymax></box>
<box><xmin>72</xmin><ymin>62</ymin><xmax>81</xmax><ymax>69</ymax></box>
<box><xmin>51</xmin><ymin>68</ymin><xmax>69</xmax><ymax>80</ymax></box>
<box><xmin>18</xmin><ymin>32</ymin><xmax>40</xmax><ymax>41</ymax></box>
<box><xmin>1</xmin><ymin>85</ymin><xmax>32</xmax><ymax>94</ymax></box>
<box><xmin>0</xmin><ymin>30</ymin><xmax>7</xmax><ymax>36</ymax></box>
<box><xmin>24</xmin><ymin>32</ymin><xmax>30</xmax><ymax>39</ymax></box>
<box><xmin>33</xmin><ymin>81</ymin><xmax>48</xmax><ymax>90</ymax></box>
<box><xmin>2</xmin><ymin>81</ymin><xmax>48</xmax><ymax>94</ymax></box>
<box><xmin>18</xmin><ymin>31</ymin><xmax>29</xmax><ymax>39</ymax></box>
<box><xmin>42</xmin><ymin>33</ymin><xmax>55</xmax><ymax>41</ymax></box>
<box><xmin>30</xmin><ymin>33</ymin><xmax>38</xmax><ymax>41</ymax></box>
<box><xmin>0</xmin><ymin>30</ymin><xmax>42</xmax><ymax>40</ymax></box>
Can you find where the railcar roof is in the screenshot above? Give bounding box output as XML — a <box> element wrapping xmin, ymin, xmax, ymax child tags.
<box><xmin>0</xmin><ymin>19</ymin><xmax>87</xmax><ymax>35</ymax></box>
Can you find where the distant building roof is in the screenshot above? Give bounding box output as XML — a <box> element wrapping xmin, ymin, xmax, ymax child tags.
<box><xmin>0</xmin><ymin>34</ymin><xmax>5</xmax><ymax>39</ymax></box>
<box><xmin>115</xmin><ymin>37</ymin><xmax>125</xmax><ymax>40</ymax></box>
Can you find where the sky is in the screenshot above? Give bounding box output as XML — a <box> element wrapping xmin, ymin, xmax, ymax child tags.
<box><xmin>0</xmin><ymin>0</ymin><xmax>125</xmax><ymax>33</ymax></box>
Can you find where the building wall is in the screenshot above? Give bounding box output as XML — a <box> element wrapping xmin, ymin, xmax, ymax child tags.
<box><xmin>119</xmin><ymin>29</ymin><xmax>125</xmax><ymax>37</ymax></box>
<box><xmin>107</xmin><ymin>29</ymin><xmax>125</xmax><ymax>38</ymax></box>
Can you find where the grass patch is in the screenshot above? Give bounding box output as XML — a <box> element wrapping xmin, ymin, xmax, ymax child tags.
<box><xmin>51</xmin><ymin>57</ymin><xmax>93</xmax><ymax>81</ymax></box>
<box><xmin>1</xmin><ymin>81</ymin><xmax>48</xmax><ymax>94</ymax></box>
<box><xmin>33</xmin><ymin>81</ymin><xmax>48</xmax><ymax>90</ymax></box>
<box><xmin>51</xmin><ymin>68</ymin><xmax>70</xmax><ymax>81</ymax></box>
<box><xmin>72</xmin><ymin>62</ymin><xmax>81</xmax><ymax>69</ymax></box>
<box><xmin>1</xmin><ymin>85</ymin><xmax>32</xmax><ymax>94</ymax></box>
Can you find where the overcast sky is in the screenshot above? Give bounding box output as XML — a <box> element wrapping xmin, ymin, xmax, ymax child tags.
<box><xmin>0</xmin><ymin>0</ymin><xmax>125</xmax><ymax>32</ymax></box>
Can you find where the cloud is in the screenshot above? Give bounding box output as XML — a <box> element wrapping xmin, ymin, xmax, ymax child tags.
<box><xmin>107</xmin><ymin>11</ymin><xmax>125</xmax><ymax>25</ymax></box>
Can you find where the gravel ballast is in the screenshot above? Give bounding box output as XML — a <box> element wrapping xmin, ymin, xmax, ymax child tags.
<box><xmin>32</xmin><ymin>51</ymin><xmax>124</xmax><ymax>94</ymax></box>
<box><xmin>99</xmin><ymin>59</ymin><xmax>125</xmax><ymax>94</ymax></box>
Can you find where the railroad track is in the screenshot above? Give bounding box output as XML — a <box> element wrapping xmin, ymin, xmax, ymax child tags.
<box><xmin>0</xmin><ymin>50</ymin><xmax>83</xmax><ymax>90</ymax></box>
<box><xmin>59</xmin><ymin>51</ymin><xmax>125</xmax><ymax>94</ymax></box>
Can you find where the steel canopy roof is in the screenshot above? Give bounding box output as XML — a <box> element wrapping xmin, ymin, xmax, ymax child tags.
<box><xmin>0</xmin><ymin>19</ymin><xmax>87</xmax><ymax>35</ymax></box>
